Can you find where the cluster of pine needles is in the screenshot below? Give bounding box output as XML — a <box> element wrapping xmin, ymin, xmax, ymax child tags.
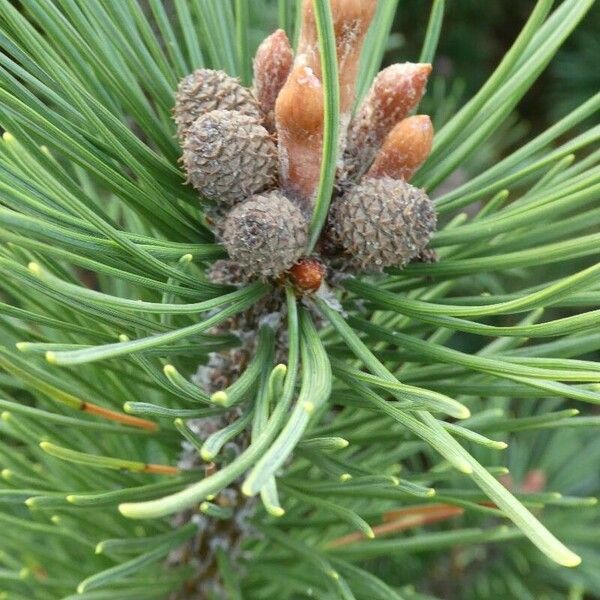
<box><xmin>0</xmin><ymin>1</ymin><xmax>599</xmax><ymax>599</ymax></box>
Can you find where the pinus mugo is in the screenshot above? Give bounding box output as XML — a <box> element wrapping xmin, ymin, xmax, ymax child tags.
<box><xmin>0</xmin><ymin>1</ymin><xmax>599</xmax><ymax>599</ymax></box>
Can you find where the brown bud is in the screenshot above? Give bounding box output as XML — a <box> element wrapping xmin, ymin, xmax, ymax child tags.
<box><xmin>299</xmin><ymin>0</ymin><xmax>377</xmax><ymax>122</ymax></box>
<box><xmin>355</xmin><ymin>63</ymin><xmax>432</xmax><ymax>142</ymax></box>
<box><xmin>299</xmin><ymin>0</ymin><xmax>377</xmax><ymax>62</ymax></box>
<box><xmin>253</xmin><ymin>29</ymin><xmax>294</xmax><ymax>132</ymax></box>
<box><xmin>288</xmin><ymin>257</ymin><xmax>326</xmax><ymax>293</ymax></box>
<box><xmin>345</xmin><ymin>63</ymin><xmax>432</xmax><ymax>178</ymax></box>
<box><xmin>275</xmin><ymin>64</ymin><xmax>324</xmax><ymax>209</ymax></box>
<box><xmin>368</xmin><ymin>115</ymin><xmax>434</xmax><ymax>181</ymax></box>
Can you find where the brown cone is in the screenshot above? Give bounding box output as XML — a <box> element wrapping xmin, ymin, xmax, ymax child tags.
<box><xmin>329</xmin><ymin>177</ymin><xmax>436</xmax><ymax>271</ymax></box>
<box><xmin>222</xmin><ymin>191</ymin><xmax>308</xmax><ymax>279</ymax></box>
<box><xmin>182</xmin><ymin>110</ymin><xmax>277</xmax><ymax>206</ymax></box>
<box><xmin>174</xmin><ymin>69</ymin><xmax>261</xmax><ymax>141</ymax></box>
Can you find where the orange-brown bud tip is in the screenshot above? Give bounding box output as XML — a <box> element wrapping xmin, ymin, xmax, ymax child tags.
<box><xmin>345</xmin><ymin>63</ymin><xmax>432</xmax><ymax>179</ymax></box>
<box><xmin>288</xmin><ymin>257</ymin><xmax>326</xmax><ymax>293</ymax></box>
<box><xmin>362</xmin><ymin>63</ymin><xmax>432</xmax><ymax>141</ymax></box>
<box><xmin>299</xmin><ymin>0</ymin><xmax>377</xmax><ymax>113</ymax></box>
<box><xmin>368</xmin><ymin>115</ymin><xmax>433</xmax><ymax>181</ymax></box>
<box><xmin>373</xmin><ymin>63</ymin><xmax>432</xmax><ymax>89</ymax></box>
<box><xmin>254</xmin><ymin>29</ymin><xmax>294</xmax><ymax>132</ymax></box>
<box><xmin>300</xmin><ymin>0</ymin><xmax>377</xmax><ymax>49</ymax></box>
<box><xmin>330</xmin><ymin>0</ymin><xmax>377</xmax><ymax>38</ymax></box>
<box><xmin>275</xmin><ymin>64</ymin><xmax>324</xmax><ymax>136</ymax></box>
<box><xmin>275</xmin><ymin>65</ymin><xmax>324</xmax><ymax>203</ymax></box>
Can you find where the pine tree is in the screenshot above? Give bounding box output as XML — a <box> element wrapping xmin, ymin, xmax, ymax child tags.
<box><xmin>0</xmin><ymin>1</ymin><xmax>599</xmax><ymax>599</ymax></box>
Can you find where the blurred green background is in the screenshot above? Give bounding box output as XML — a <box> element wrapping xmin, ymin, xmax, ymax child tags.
<box><xmin>392</xmin><ymin>0</ymin><xmax>599</xmax><ymax>130</ymax></box>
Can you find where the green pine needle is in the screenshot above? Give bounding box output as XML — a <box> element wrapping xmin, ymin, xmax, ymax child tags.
<box><xmin>0</xmin><ymin>1</ymin><xmax>598</xmax><ymax>598</ymax></box>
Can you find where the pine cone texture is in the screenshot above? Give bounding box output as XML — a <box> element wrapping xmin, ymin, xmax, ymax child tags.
<box><xmin>330</xmin><ymin>177</ymin><xmax>436</xmax><ymax>271</ymax></box>
<box><xmin>222</xmin><ymin>192</ymin><xmax>308</xmax><ymax>278</ymax></box>
<box><xmin>174</xmin><ymin>68</ymin><xmax>261</xmax><ymax>140</ymax></box>
<box><xmin>182</xmin><ymin>110</ymin><xmax>278</xmax><ymax>206</ymax></box>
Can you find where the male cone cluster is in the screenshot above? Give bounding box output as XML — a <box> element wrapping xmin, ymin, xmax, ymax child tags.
<box><xmin>175</xmin><ymin>0</ymin><xmax>437</xmax><ymax>284</ymax></box>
